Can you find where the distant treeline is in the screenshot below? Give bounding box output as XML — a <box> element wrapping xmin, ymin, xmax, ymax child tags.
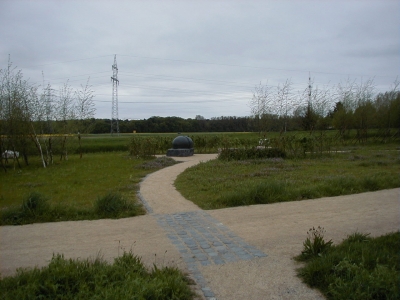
<box><xmin>85</xmin><ymin>88</ymin><xmax>400</xmax><ymax>134</ymax></box>
<box><xmin>91</xmin><ymin>116</ymin><xmax>256</xmax><ymax>133</ymax></box>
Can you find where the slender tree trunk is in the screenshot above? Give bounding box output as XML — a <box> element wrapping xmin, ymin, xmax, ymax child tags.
<box><xmin>48</xmin><ymin>137</ymin><xmax>53</xmax><ymax>164</ymax></box>
<box><xmin>78</xmin><ymin>133</ymin><xmax>82</xmax><ymax>159</ymax></box>
<box><xmin>29</xmin><ymin>122</ymin><xmax>46</xmax><ymax>168</ymax></box>
<box><xmin>11</xmin><ymin>145</ymin><xmax>21</xmax><ymax>170</ymax></box>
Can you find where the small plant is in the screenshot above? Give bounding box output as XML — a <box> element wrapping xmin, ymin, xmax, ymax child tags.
<box><xmin>297</xmin><ymin>226</ymin><xmax>332</xmax><ymax>261</ymax></box>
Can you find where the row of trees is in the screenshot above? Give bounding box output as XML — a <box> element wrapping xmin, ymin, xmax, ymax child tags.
<box><xmin>250</xmin><ymin>78</ymin><xmax>400</xmax><ymax>140</ymax></box>
<box><xmin>88</xmin><ymin>78</ymin><xmax>399</xmax><ymax>136</ymax></box>
<box><xmin>1</xmin><ymin>60</ymin><xmax>399</xmax><ymax>170</ymax></box>
<box><xmin>0</xmin><ymin>61</ymin><xmax>95</xmax><ymax>169</ymax></box>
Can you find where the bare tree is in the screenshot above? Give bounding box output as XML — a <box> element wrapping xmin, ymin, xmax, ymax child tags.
<box><xmin>0</xmin><ymin>59</ymin><xmax>47</xmax><ymax>168</ymax></box>
<box><xmin>249</xmin><ymin>82</ymin><xmax>274</xmax><ymax>136</ymax></box>
<box><xmin>56</xmin><ymin>80</ymin><xmax>75</xmax><ymax>160</ymax></box>
<box><xmin>275</xmin><ymin>79</ymin><xmax>293</xmax><ymax>133</ymax></box>
<box><xmin>74</xmin><ymin>77</ymin><xmax>95</xmax><ymax>158</ymax></box>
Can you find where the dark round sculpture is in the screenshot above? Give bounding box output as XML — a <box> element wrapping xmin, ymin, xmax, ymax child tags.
<box><xmin>172</xmin><ymin>136</ymin><xmax>194</xmax><ymax>149</ymax></box>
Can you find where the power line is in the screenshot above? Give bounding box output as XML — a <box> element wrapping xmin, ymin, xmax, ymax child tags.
<box><xmin>118</xmin><ymin>54</ymin><xmax>396</xmax><ymax>78</ymax></box>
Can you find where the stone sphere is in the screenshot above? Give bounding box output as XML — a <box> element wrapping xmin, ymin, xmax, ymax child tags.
<box><xmin>172</xmin><ymin>136</ymin><xmax>194</xmax><ymax>149</ymax></box>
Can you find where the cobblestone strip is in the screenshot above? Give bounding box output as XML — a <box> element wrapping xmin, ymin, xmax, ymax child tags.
<box><xmin>155</xmin><ymin>211</ymin><xmax>267</xmax><ymax>300</ymax></box>
<box><xmin>136</xmin><ymin>191</ymin><xmax>153</xmax><ymax>214</ymax></box>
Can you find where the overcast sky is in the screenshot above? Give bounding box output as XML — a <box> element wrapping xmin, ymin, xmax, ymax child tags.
<box><xmin>1</xmin><ymin>0</ymin><xmax>399</xmax><ymax>120</ymax></box>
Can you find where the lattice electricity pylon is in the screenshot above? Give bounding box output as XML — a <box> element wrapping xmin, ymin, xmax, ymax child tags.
<box><xmin>110</xmin><ymin>54</ymin><xmax>120</xmax><ymax>135</ymax></box>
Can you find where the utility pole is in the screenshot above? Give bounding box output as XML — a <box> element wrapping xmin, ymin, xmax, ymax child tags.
<box><xmin>308</xmin><ymin>72</ymin><xmax>312</xmax><ymax>105</ymax></box>
<box><xmin>111</xmin><ymin>54</ymin><xmax>120</xmax><ymax>135</ymax></box>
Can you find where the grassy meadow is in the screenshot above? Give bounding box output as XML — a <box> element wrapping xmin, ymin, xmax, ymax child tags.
<box><xmin>0</xmin><ymin>152</ymin><xmax>179</xmax><ymax>224</ymax></box>
<box><xmin>175</xmin><ymin>143</ymin><xmax>400</xmax><ymax>209</ymax></box>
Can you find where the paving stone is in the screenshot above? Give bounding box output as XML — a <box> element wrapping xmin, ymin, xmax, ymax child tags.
<box><xmin>183</xmin><ymin>257</ymin><xmax>196</xmax><ymax>263</ymax></box>
<box><xmin>213</xmin><ymin>258</ymin><xmax>225</xmax><ymax>265</ymax></box>
<box><xmin>238</xmin><ymin>254</ymin><xmax>254</xmax><ymax>260</ymax></box>
<box><xmin>202</xmin><ymin>288</ymin><xmax>215</xmax><ymax>297</ymax></box>
<box><xmin>215</xmin><ymin>246</ymin><xmax>227</xmax><ymax>253</ymax></box>
<box><xmin>204</xmin><ymin>248</ymin><xmax>215</xmax><ymax>253</ymax></box>
<box><xmin>254</xmin><ymin>252</ymin><xmax>268</xmax><ymax>257</ymax></box>
<box><xmin>195</xmin><ymin>254</ymin><xmax>208</xmax><ymax>261</ymax></box>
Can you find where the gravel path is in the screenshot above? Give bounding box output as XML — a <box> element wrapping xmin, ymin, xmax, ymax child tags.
<box><xmin>1</xmin><ymin>153</ymin><xmax>399</xmax><ymax>300</ymax></box>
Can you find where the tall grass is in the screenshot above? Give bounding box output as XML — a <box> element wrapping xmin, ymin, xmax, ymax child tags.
<box><xmin>0</xmin><ymin>251</ymin><xmax>196</xmax><ymax>299</ymax></box>
<box><xmin>295</xmin><ymin>231</ymin><xmax>400</xmax><ymax>300</ymax></box>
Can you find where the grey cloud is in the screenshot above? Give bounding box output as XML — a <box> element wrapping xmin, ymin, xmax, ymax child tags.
<box><xmin>1</xmin><ymin>0</ymin><xmax>398</xmax><ymax>120</ymax></box>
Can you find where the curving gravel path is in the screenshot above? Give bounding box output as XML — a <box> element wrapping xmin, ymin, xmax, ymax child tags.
<box><xmin>1</xmin><ymin>153</ymin><xmax>399</xmax><ymax>300</ymax></box>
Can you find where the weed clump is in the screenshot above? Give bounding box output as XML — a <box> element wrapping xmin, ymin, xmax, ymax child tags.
<box><xmin>296</xmin><ymin>226</ymin><xmax>332</xmax><ymax>261</ymax></box>
<box><xmin>94</xmin><ymin>192</ymin><xmax>138</xmax><ymax>218</ymax></box>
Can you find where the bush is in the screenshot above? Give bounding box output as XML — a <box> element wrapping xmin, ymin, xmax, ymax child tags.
<box><xmin>94</xmin><ymin>192</ymin><xmax>136</xmax><ymax>217</ymax></box>
<box><xmin>21</xmin><ymin>192</ymin><xmax>50</xmax><ymax>216</ymax></box>
<box><xmin>218</xmin><ymin>147</ymin><xmax>286</xmax><ymax>161</ymax></box>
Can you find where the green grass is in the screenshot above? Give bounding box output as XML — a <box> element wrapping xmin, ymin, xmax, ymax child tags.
<box><xmin>295</xmin><ymin>231</ymin><xmax>400</xmax><ymax>300</ymax></box>
<box><xmin>0</xmin><ymin>154</ymin><xmax>177</xmax><ymax>225</ymax></box>
<box><xmin>0</xmin><ymin>251</ymin><xmax>196</xmax><ymax>299</ymax></box>
<box><xmin>175</xmin><ymin>145</ymin><xmax>400</xmax><ymax>209</ymax></box>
